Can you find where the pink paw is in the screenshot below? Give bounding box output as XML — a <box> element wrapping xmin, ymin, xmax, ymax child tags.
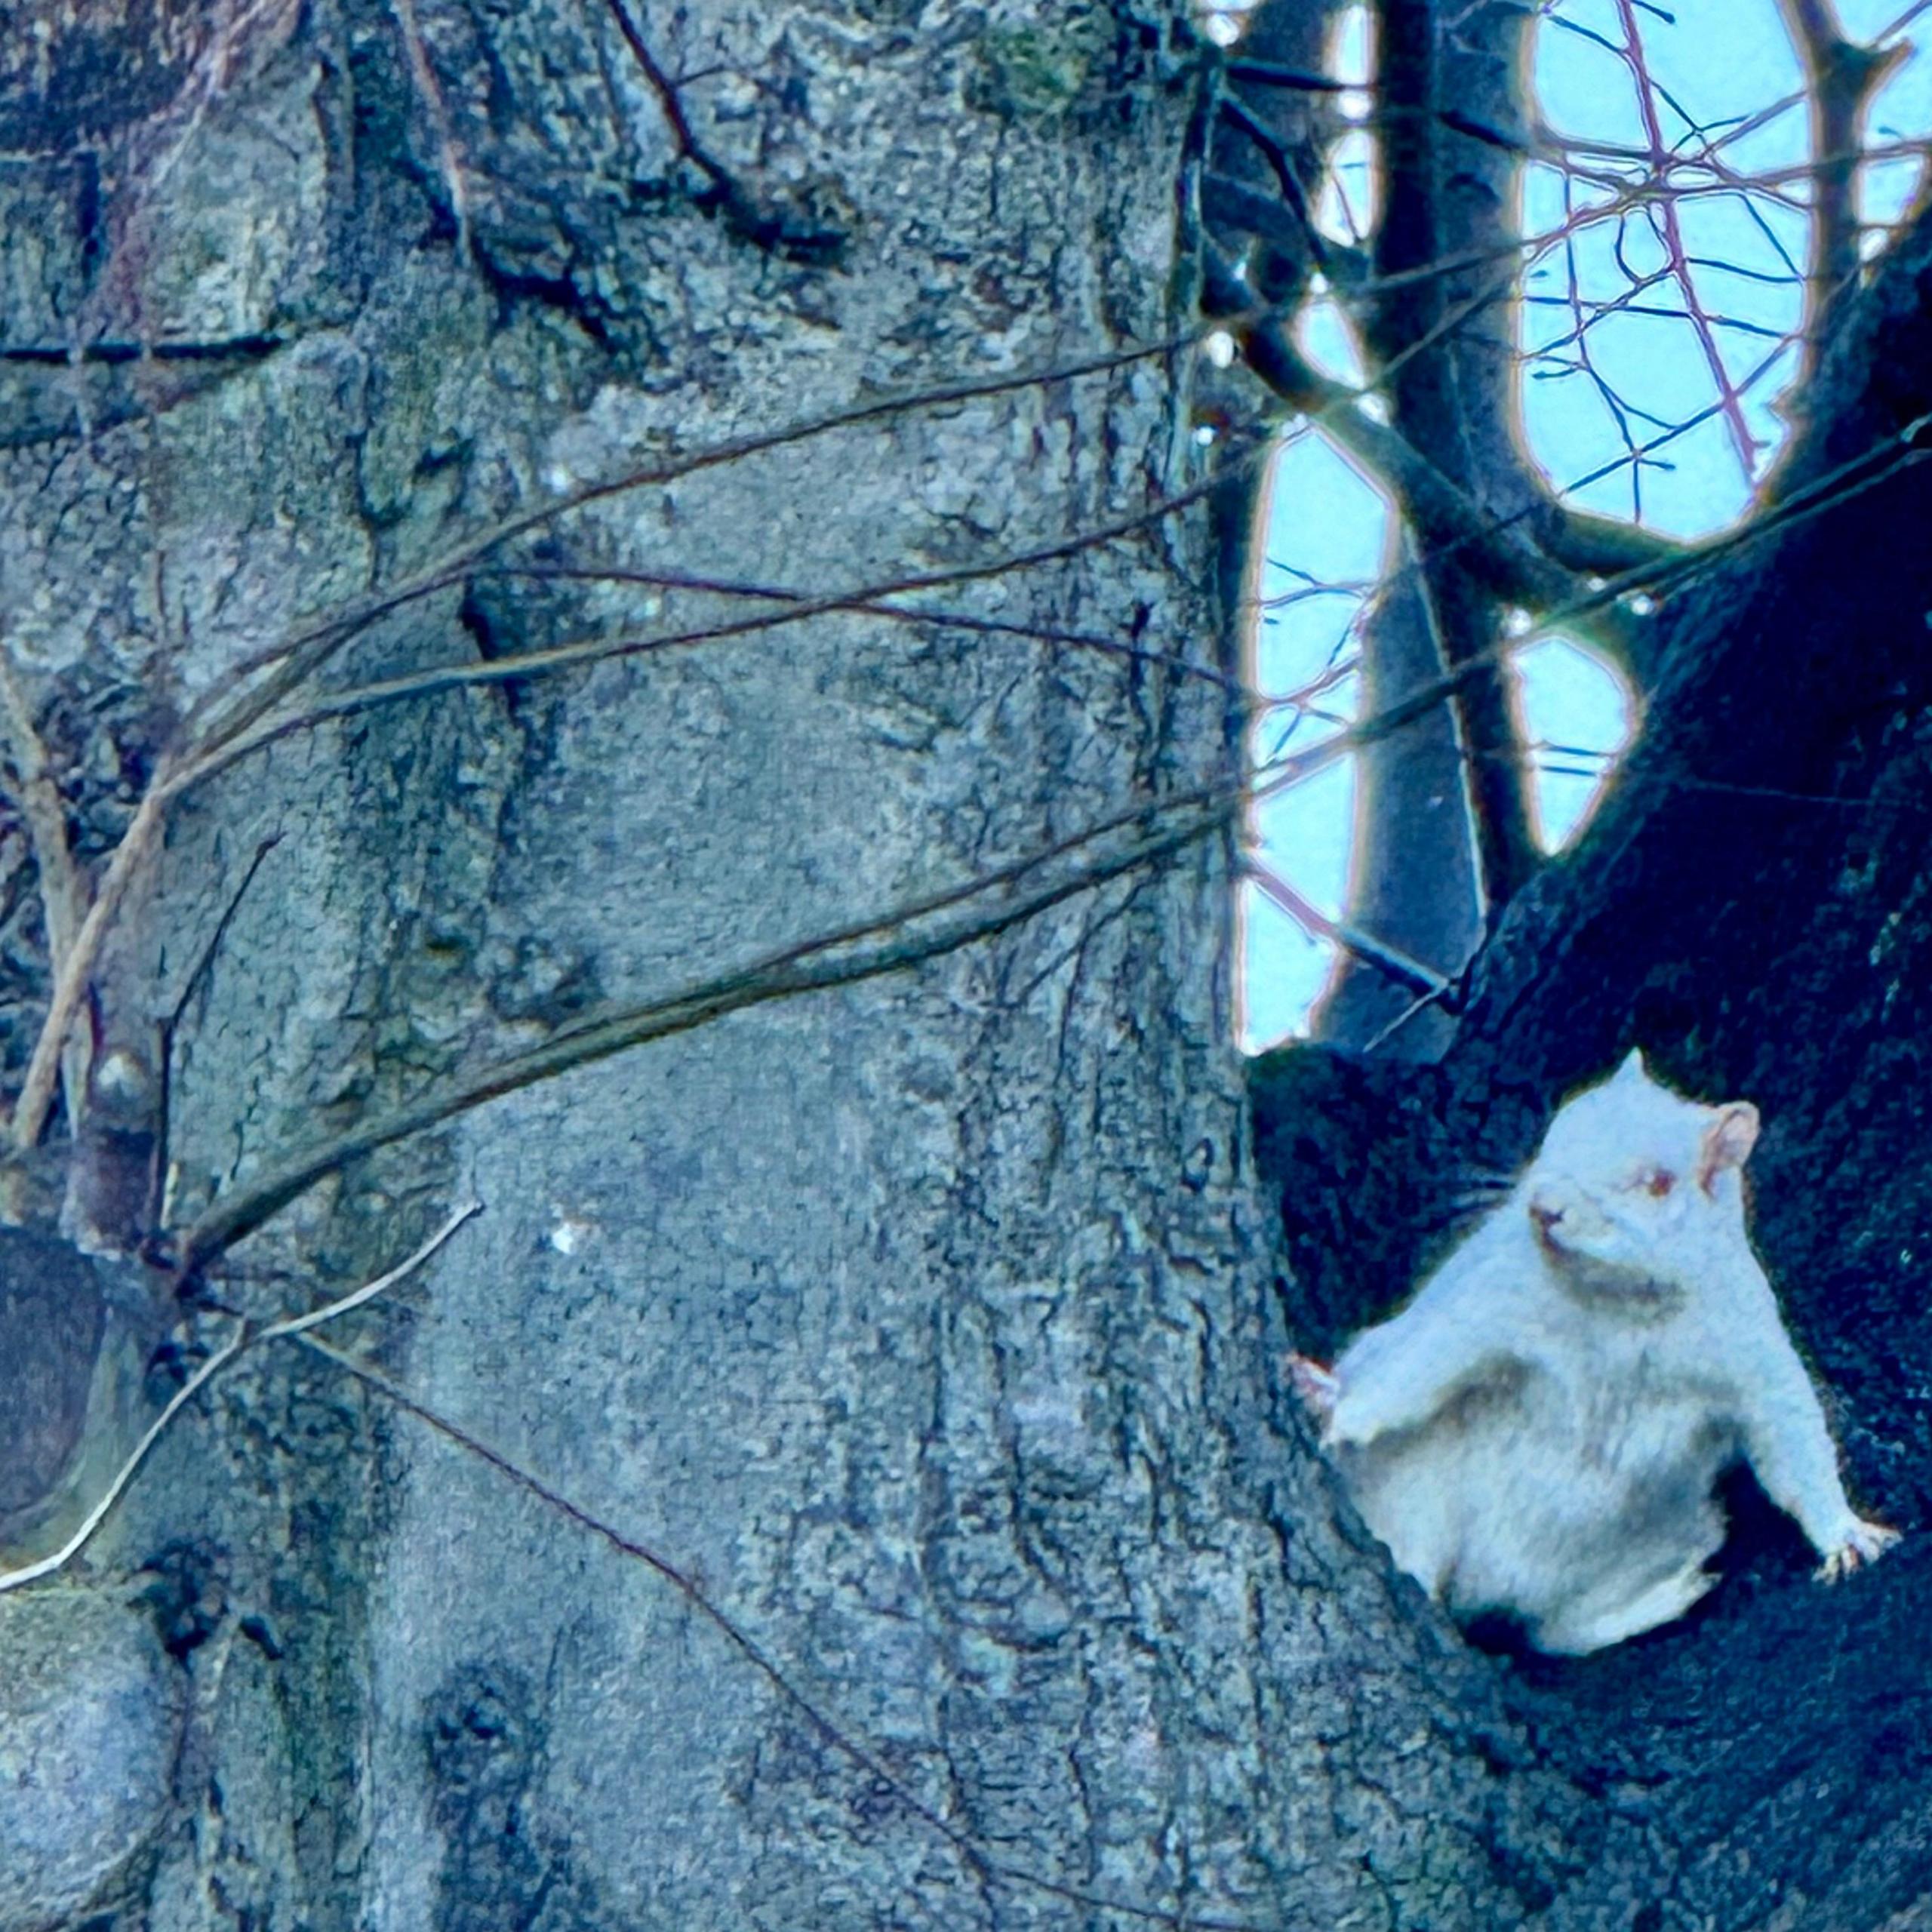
<box><xmin>1287</xmin><ymin>1351</ymin><xmax>1340</xmax><ymax>1419</ymax></box>
<box><xmin>1815</xmin><ymin>1518</ymin><xmax>1901</xmax><ymax>1583</ymax></box>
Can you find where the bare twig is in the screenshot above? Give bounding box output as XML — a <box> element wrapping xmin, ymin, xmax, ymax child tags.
<box><xmin>0</xmin><ymin>1332</ymin><xmax>249</xmax><ymax>1594</ymax></box>
<box><xmin>9</xmin><ymin>786</ymin><xmax>166</xmax><ymax>1153</ymax></box>
<box><xmin>14</xmin><ymin>336</ymin><xmax>1251</xmax><ymax>1149</ymax></box>
<box><xmin>0</xmin><ymin>656</ymin><xmax>82</xmax><ymax>971</ymax></box>
<box><xmin>1614</xmin><ymin>0</ymin><xmax>1761</xmax><ymax>476</ymax></box>
<box><xmin>1245</xmin><ymin>858</ymin><xmax>1454</xmax><ymax>1001</ymax></box>
<box><xmin>172</xmin><ymin>463</ymin><xmax>1261</xmax><ymax>794</ymax></box>
<box><xmin>174</xmin><ymin>790</ymin><xmax>1235</xmax><ymax>1269</ymax></box>
<box><xmin>1240</xmin><ymin>328</ymin><xmax>1592</xmax><ymax>621</ymax></box>
<box><xmin>155</xmin><ymin>834</ymin><xmax>285</xmax><ymax>1228</ymax></box>
<box><xmin>183</xmin><ymin>335</ymin><xmax>1210</xmax><ymax>758</ymax></box>
<box><xmin>298</xmin><ymin>1330</ymin><xmax>1269</xmax><ymax>1932</ymax></box>
<box><xmin>465</xmin><ymin>561</ymin><xmax>1251</xmax><ymax>697</ymax></box>
<box><xmin>600</xmin><ymin>0</ymin><xmax>736</xmax><ymax>197</ymax></box>
<box><xmin>162</xmin><ymin>408</ymin><xmax>1932</xmax><ymax>1266</ymax></box>
<box><xmin>0</xmin><ymin>1201</ymin><xmax>478</xmax><ymax>1595</ymax></box>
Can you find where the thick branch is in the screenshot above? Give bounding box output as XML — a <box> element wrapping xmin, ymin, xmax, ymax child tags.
<box><xmin>1535</xmin><ymin>505</ymin><xmax>1690</xmax><ymax>584</ymax></box>
<box><xmin>1205</xmin><ymin>0</ymin><xmax>1349</xmax><ymax>312</ymax></box>
<box><xmin>1303</xmin><ymin>531</ymin><xmax>1476</xmax><ymax>1058</ymax></box>
<box><xmin>1251</xmin><ymin>207</ymin><xmax>1932</xmax><ymax>1932</ymax></box>
<box><xmin>1320</xmin><ymin>0</ymin><xmax>1538</xmax><ymax>931</ymax></box>
<box><xmin>1777</xmin><ymin>0</ymin><xmax>1910</xmax><ymax>384</ymax></box>
<box><xmin>1444</xmin><ymin>192</ymin><xmax>1932</xmax><ymax>1091</ymax></box>
<box><xmin>1237</xmin><ymin>328</ymin><xmax>1608</xmax><ymax>632</ymax></box>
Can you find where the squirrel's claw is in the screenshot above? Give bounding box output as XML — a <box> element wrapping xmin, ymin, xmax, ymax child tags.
<box><xmin>1287</xmin><ymin>1351</ymin><xmax>1340</xmax><ymax>1419</ymax></box>
<box><xmin>1815</xmin><ymin>1518</ymin><xmax>1901</xmax><ymax>1583</ymax></box>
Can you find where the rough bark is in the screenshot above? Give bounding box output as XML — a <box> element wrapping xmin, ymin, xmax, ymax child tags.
<box><xmin>8</xmin><ymin>3</ymin><xmax>1927</xmax><ymax>1929</ymax></box>
<box><xmin>0</xmin><ymin>5</ymin><xmax>1519</xmax><ymax>1931</ymax></box>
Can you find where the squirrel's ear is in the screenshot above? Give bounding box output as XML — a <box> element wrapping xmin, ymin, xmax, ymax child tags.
<box><xmin>1614</xmin><ymin>1048</ymin><xmax>1648</xmax><ymax>1085</ymax></box>
<box><xmin>1697</xmin><ymin>1102</ymin><xmax>1760</xmax><ymax>1193</ymax></box>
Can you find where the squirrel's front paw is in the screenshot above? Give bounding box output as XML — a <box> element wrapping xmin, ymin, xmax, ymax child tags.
<box><xmin>1815</xmin><ymin>1518</ymin><xmax>1901</xmax><ymax>1583</ymax></box>
<box><xmin>1287</xmin><ymin>1352</ymin><xmax>1339</xmax><ymax>1421</ymax></box>
<box><xmin>1287</xmin><ymin>1354</ymin><xmax>1386</xmax><ymax>1449</ymax></box>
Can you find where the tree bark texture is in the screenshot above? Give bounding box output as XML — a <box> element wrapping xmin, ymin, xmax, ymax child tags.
<box><xmin>0</xmin><ymin>4</ymin><xmax>1517</xmax><ymax>1930</ymax></box>
<box><xmin>8</xmin><ymin>4</ymin><xmax>1929</xmax><ymax>1930</ymax></box>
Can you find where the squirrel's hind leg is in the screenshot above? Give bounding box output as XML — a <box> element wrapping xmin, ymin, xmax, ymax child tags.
<box><xmin>1534</xmin><ymin>1558</ymin><xmax>1718</xmax><ymax>1656</ymax></box>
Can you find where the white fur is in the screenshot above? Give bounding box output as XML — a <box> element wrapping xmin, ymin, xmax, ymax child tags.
<box><xmin>1297</xmin><ymin>1051</ymin><xmax>1897</xmax><ymax>1654</ymax></box>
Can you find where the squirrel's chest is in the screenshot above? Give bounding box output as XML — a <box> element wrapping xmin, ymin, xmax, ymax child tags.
<box><xmin>1524</xmin><ymin>1326</ymin><xmax>1724</xmax><ymax>1483</ymax></box>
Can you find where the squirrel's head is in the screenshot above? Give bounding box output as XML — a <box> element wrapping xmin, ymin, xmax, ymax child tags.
<box><xmin>1525</xmin><ymin>1050</ymin><xmax>1759</xmax><ymax>1303</ymax></box>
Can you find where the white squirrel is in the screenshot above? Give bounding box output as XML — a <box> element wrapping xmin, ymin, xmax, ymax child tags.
<box><xmin>1288</xmin><ymin>1051</ymin><xmax>1900</xmax><ymax>1655</ymax></box>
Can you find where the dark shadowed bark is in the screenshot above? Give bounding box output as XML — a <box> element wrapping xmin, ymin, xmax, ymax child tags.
<box><xmin>1312</xmin><ymin>532</ymin><xmax>1478</xmax><ymax>1057</ymax></box>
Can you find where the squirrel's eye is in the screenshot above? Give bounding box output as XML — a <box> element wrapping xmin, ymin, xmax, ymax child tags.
<box><xmin>1639</xmin><ymin>1168</ymin><xmax>1676</xmax><ymax>1198</ymax></box>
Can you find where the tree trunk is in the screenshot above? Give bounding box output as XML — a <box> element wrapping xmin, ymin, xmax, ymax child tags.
<box><xmin>0</xmin><ymin>3</ymin><xmax>1493</xmax><ymax>1928</ymax></box>
<box><xmin>10</xmin><ymin>5</ymin><xmax>1931</xmax><ymax>1930</ymax></box>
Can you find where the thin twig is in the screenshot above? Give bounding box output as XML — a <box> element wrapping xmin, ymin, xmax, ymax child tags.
<box><xmin>464</xmin><ymin>561</ymin><xmax>1252</xmax><ymax>695</ymax></box>
<box><xmin>155</xmin><ymin>834</ymin><xmax>285</xmax><ymax>1228</ymax></box>
<box><xmin>599</xmin><ymin>0</ymin><xmax>746</xmax><ymax>207</ymax></box>
<box><xmin>174</xmin><ymin>792</ymin><xmax>1233</xmax><ymax>1269</ymax></box>
<box><xmin>0</xmin><ymin>1202</ymin><xmax>478</xmax><ymax>1595</ymax></box>
<box><xmin>170</xmin><ymin>461</ymin><xmax>1260</xmax><ymax>793</ymax></box>
<box><xmin>181</xmin><ymin>333</ymin><xmax>1211</xmax><ymax>757</ymax></box>
<box><xmin>180</xmin><ymin>260</ymin><xmax>1635</xmax><ymax>796</ymax></box>
<box><xmin>1614</xmin><ymin>0</ymin><xmax>1760</xmax><ymax>475</ymax></box>
<box><xmin>164</xmin><ymin>415</ymin><xmax>1932</xmax><ymax>1267</ymax></box>
<box><xmin>1244</xmin><ymin>859</ymin><xmax>1453</xmax><ymax>1001</ymax></box>
<box><xmin>17</xmin><ymin>409</ymin><xmax>1269</xmax><ymax>1155</ymax></box>
<box><xmin>0</xmin><ymin>1331</ymin><xmax>249</xmax><ymax>1595</ymax></box>
<box><xmin>299</xmin><ymin>1330</ymin><xmax>1272</xmax><ymax>1932</ymax></box>
<box><xmin>10</xmin><ymin>785</ymin><xmax>166</xmax><ymax>1152</ymax></box>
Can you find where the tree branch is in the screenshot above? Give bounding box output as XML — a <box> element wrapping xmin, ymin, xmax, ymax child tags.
<box><xmin>6</xmin><ymin>331</ymin><xmax>1244</xmax><ymax>1153</ymax></box>
<box><xmin>181</xmin><ymin>331</ymin><xmax>1211</xmax><ymax>760</ymax></box>
<box><xmin>1777</xmin><ymin>0</ymin><xmax>1912</xmax><ymax>384</ymax></box>
<box><xmin>166</xmin><ymin>386</ymin><xmax>1932</xmax><ymax>1273</ymax></box>
<box><xmin>0</xmin><ymin>649</ymin><xmax>88</xmax><ymax>1130</ymax></box>
<box><xmin>1247</xmin><ymin>857</ymin><xmax>1454</xmax><ymax>1002</ymax></box>
<box><xmin>1361</xmin><ymin>0</ymin><xmax>1545</xmax><ymax>917</ymax></box>
<box><xmin>171</xmin><ymin>787</ymin><xmax>1235</xmax><ymax>1271</ymax></box>
<box><xmin>1236</xmin><ymin>327</ymin><xmax>1604</xmax><ymax>632</ymax></box>
<box><xmin>0</xmin><ymin>1202</ymin><xmax>477</xmax><ymax>1595</ymax></box>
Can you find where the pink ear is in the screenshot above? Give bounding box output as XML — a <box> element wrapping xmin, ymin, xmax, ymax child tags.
<box><xmin>1697</xmin><ymin>1102</ymin><xmax>1759</xmax><ymax>1193</ymax></box>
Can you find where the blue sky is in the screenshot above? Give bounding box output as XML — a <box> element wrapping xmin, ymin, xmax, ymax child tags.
<box><xmin>1232</xmin><ymin>0</ymin><xmax>1932</xmax><ymax>1050</ymax></box>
